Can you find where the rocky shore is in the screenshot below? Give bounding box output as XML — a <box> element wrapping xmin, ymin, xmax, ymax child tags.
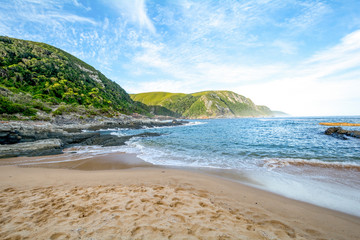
<box><xmin>0</xmin><ymin>116</ymin><xmax>187</xmax><ymax>158</ymax></box>
<box><xmin>325</xmin><ymin>127</ymin><xmax>360</xmax><ymax>140</ymax></box>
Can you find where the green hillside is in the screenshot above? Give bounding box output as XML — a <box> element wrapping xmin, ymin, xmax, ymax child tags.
<box><xmin>130</xmin><ymin>92</ymin><xmax>187</xmax><ymax>106</ymax></box>
<box><xmin>131</xmin><ymin>91</ymin><xmax>275</xmax><ymax>118</ymax></box>
<box><xmin>0</xmin><ymin>36</ymin><xmax>147</xmax><ymax>119</ymax></box>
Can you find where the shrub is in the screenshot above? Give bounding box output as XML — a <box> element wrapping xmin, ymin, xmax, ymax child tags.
<box><xmin>0</xmin><ymin>96</ymin><xmax>37</xmax><ymax>116</ymax></box>
<box><xmin>23</xmin><ymin>107</ymin><xmax>37</xmax><ymax>116</ymax></box>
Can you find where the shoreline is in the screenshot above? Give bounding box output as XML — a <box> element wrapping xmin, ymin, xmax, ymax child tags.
<box><xmin>1</xmin><ymin>118</ymin><xmax>360</xmax><ymax>239</ymax></box>
<box><xmin>2</xmin><ymin>151</ymin><xmax>360</xmax><ymax>216</ymax></box>
<box><xmin>0</xmin><ymin>118</ymin><xmax>187</xmax><ymax>158</ymax></box>
<box><xmin>1</xmin><ymin>155</ymin><xmax>360</xmax><ymax>239</ymax></box>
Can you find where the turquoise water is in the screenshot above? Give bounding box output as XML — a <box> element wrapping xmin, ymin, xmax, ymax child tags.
<box><xmin>109</xmin><ymin>117</ymin><xmax>360</xmax><ymax>216</ymax></box>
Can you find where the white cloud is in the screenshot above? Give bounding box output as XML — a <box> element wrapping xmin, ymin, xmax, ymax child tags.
<box><xmin>115</xmin><ymin>1</ymin><xmax>360</xmax><ymax>115</ymax></box>
<box><xmin>194</xmin><ymin>63</ymin><xmax>285</xmax><ymax>84</ymax></box>
<box><xmin>72</xmin><ymin>0</ymin><xmax>91</xmax><ymax>11</ymax></box>
<box><xmin>1</xmin><ymin>0</ymin><xmax>97</xmax><ymax>26</ymax></box>
<box><xmin>106</xmin><ymin>0</ymin><xmax>156</xmax><ymax>34</ymax></box>
<box><xmin>238</xmin><ymin>29</ymin><xmax>360</xmax><ymax>115</ymax></box>
<box><xmin>272</xmin><ymin>40</ymin><xmax>297</xmax><ymax>54</ymax></box>
<box><xmin>127</xmin><ymin>28</ymin><xmax>360</xmax><ymax>116</ymax></box>
<box><xmin>0</xmin><ymin>20</ymin><xmax>11</xmax><ymax>36</ymax></box>
<box><xmin>44</xmin><ymin>13</ymin><xmax>97</xmax><ymax>25</ymax></box>
<box><xmin>125</xmin><ymin>79</ymin><xmax>195</xmax><ymax>94</ymax></box>
<box><xmin>133</xmin><ymin>42</ymin><xmax>170</xmax><ymax>70</ymax></box>
<box><xmin>300</xmin><ymin>29</ymin><xmax>360</xmax><ymax>81</ymax></box>
<box><xmin>1</xmin><ymin>0</ymin><xmax>358</xmax><ymax>116</ymax></box>
<box><xmin>103</xmin><ymin>17</ymin><xmax>109</xmax><ymax>30</ymax></box>
<box><xmin>284</xmin><ymin>1</ymin><xmax>330</xmax><ymax>31</ymax></box>
<box><xmin>239</xmin><ymin>77</ymin><xmax>360</xmax><ymax>116</ymax></box>
<box><xmin>308</xmin><ymin>29</ymin><xmax>360</xmax><ymax>63</ymax></box>
<box><xmin>125</xmin><ymin>0</ymin><xmax>333</xmax><ymax>81</ymax></box>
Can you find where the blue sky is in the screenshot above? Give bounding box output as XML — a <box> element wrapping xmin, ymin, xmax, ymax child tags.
<box><xmin>1</xmin><ymin>0</ymin><xmax>360</xmax><ymax>116</ymax></box>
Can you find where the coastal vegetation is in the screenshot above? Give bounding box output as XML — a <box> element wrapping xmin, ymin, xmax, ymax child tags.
<box><xmin>131</xmin><ymin>91</ymin><xmax>276</xmax><ymax>118</ymax></box>
<box><xmin>0</xmin><ymin>36</ymin><xmax>148</xmax><ymax>120</ymax></box>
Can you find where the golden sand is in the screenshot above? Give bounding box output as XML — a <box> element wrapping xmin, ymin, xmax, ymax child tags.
<box><xmin>0</xmin><ymin>163</ymin><xmax>359</xmax><ymax>240</ymax></box>
<box><xmin>1</xmin><ymin>183</ymin><xmax>294</xmax><ymax>239</ymax></box>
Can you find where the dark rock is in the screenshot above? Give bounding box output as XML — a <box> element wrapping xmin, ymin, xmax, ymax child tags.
<box><xmin>325</xmin><ymin>127</ymin><xmax>341</xmax><ymax>135</ymax></box>
<box><xmin>0</xmin><ymin>139</ymin><xmax>63</xmax><ymax>158</ymax></box>
<box><xmin>331</xmin><ymin>133</ymin><xmax>348</xmax><ymax>140</ymax></box>
<box><xmin>0</xmin><ymin>130</ymin><xmax>22</xmax><ymax>144</ymax></box>
<box><xmin>325</xmin><ymin>127</ymin><xmax>360</xmax><ymax>140</ymax></box>
<box><xmin>0</xmin><ymin>118</ymin><xmax>179</xmax><ymax>158</ymax></box>
<box><xmin>80</xmin><ymin>132</ymin><xmax>161</xmax><ymax>147</ymax></box>
<box><xmin>81</xmin><ymin>135</ymin><xmax>129</xmax><ymax>147</ymax></box>
<box><xmin>347</xmin><ymin>131</ymin><xmax>360</xmax><ymax>138</ymax></box>
<box><xmin>134</xmin><ymin>132</ymin><xmax>161</xmax><ymax>137</ymax></box>
<box><xmin>61</xmin><ymin>132</ymin><xmax>100</xmax><ymax>145</ymax></box>
<box><xmin>60</xmin><ymin>118</ymin><xmax>188</xmax><ymax>132</ymax></box>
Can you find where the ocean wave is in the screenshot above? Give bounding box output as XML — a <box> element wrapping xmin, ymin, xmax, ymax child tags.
<box><xmin>260</xmin><ymin>158</ymin><xmax>360</xmax><ymax>171</ymax></box>
<box><xmin>109</xmin><ymin>131</ymin><xmax>128</xmax><ymax>137</ymax></box>
<box><xmin>82</xmin><ymin>128</ymin><xmax>131</xmax><ymax>133</ymax></box>
<box><xmin>185</xmin><ymin>121</ymin><xmax>208</xmax><ymax>126</ymax></box>
<box><xmin>140</xmin><ymin>120</ymin><xmax>207</xmax><ymax>130</ymax></box>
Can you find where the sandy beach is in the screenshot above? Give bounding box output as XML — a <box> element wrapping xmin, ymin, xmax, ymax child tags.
<box><xmin>0</xmin><ymin>153</ymin><xmax>359</xmax><ymax>240</ymax></box>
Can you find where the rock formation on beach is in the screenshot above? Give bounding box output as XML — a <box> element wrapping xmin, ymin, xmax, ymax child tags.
<box><xmin>0</xmin><ymin>118</ymin><xmax>186</xmax><ymax>158</ymax></box>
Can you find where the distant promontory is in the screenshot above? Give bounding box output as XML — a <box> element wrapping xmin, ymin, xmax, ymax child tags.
<box><xmin>131</xmin><ymin>91</ymin><xmax>285</xmax><ymax>119</ymax></box>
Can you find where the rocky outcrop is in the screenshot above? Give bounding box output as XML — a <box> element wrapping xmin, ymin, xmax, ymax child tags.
<box><xmin>80</xmin><ymin>132</ymin><xmax>161</xmax><ymax>147</ymax></box>
<box><xmin>83</xmin><ymin>119</ymin><xmax>186</xmax><ymax>131</ymax></box>
<box><xmin>0</xmin><ymin>119</ymin><xmax>186</xmax><ymax>158</ymax></box>
<box><xmin>0</xmin><ymin>139</ymin><xmax>63</xmax><ymax>158</ymax></box>
<box><xmin>325</xmin><ymin>127</ymin><xmax>360</xmax><ymax>140</ymax></box>
<box><xmin>0</xmin><ymin>121</ymin><xmax>93</xmax><ymax>144</ymax></box>
<box><xmin>51</xmin><ymin>116</ymin><xmax>187</xmax><ymax>132</ymax></box>
<box><xmin>0</xmin><ymin>129</ymin><xmax>22</xmax><ymax>144</ymax></box>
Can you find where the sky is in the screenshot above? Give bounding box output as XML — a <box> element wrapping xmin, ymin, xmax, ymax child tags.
<box><xmin>0</xmin><ymin>0</ymin><xmax>360</xmax><ymax>116</ymax></box>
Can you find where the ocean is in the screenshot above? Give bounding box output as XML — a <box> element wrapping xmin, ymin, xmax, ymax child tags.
<box><xmin>103</xmin><ymin>116</ymin><xmax>360</xmax><ymax>217</ymax></box>
<box><xmin>16</xmin><ymin>116</ymin><xmax>359</xmax><ymax>217</ymax></box>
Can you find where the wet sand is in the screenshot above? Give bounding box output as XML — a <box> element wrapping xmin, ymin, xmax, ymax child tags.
<box><xmin>0</xmin><ymin>152</ymin><xmax>153</xmax><ymax>170</ymax></box>
<box><xmin>0</xmin><ymin>154</ymin><xmax>360</xmax><ymax>239</ymax></box>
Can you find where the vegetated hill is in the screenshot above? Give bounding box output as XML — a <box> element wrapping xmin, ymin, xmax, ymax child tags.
<box><xmin>131</xmin><ymin>91</ymin><xmax>275</xmax><ymax>118</ymax></box>
<box><xmin>0</xmin><ymin>36</ymin><xmax>147</xmax><ymax>120</ymax></box>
